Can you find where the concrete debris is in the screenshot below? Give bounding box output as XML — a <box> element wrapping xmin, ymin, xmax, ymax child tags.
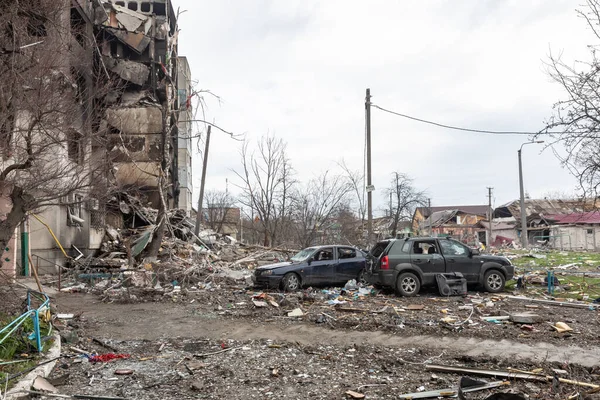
<box><xmin>112</xmin><ymin>5</ymin><xmax>147</xmax><ymax>32</ymax></box>
<box><xmin>105</xmin><ymin>28</ymin><xmax>151</xmax><ymax>53</ymax></box>
<box><xmin>509</xmin><ymin>313</ymin><xmax>542</xmax><ymax>324</ymax></box>
<box><xmin>103</xmin><ymin>57</ymin><xmax>150</xmax><ymax>86</ymax></box>
<box><xmin>287</xmin><ymin>308</ymin><xmax>304</xmax><ymax>317</ymax></box>
<box><xmin>32</xmin><ymin>376</ymin><xmax>58</xmax><ymax>393</ymax></box>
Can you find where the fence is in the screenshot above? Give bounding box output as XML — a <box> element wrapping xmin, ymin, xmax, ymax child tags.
<box><xmin>0</xmin><ymin>290</ymin><xmax>51</xmax><ymax>353</ymax></box>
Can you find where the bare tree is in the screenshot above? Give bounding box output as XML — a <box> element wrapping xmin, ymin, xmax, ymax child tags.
<box><xmin>541</xmin><ymin>0</ymin><xmax>600</xmax><ymax>199</ymax></box>
<box><xmin>291</xmin><ymin>171</ymin><xmax>352</xmax><ymax>248</ymax></box>
<box><xmin>234</xmin><ymin>136</ymin><xmax>294</xmax><ymax>247</ymax></box>
<box><xmin>204</xmin><ymin>189</ymin><xmax>236</xmax><ymax>233</ymax></box>
<box><xmin>331</xmin><ymin>203</ymin><xmax>364</xmax><ymax>247</ymax></box>
<box><xmin>385</xmin><ymin>172</ymin><xmax>426</xmax><ymax>237</ymax></box>
<box><xmin>338</xmin><ymin>159</ymin><xmax>366</xmax><ymax>224</ymax></box>
<box><xmin>0</xmin><ymin>0</ymin><xmax>111</xmax><ymax>263</ymax></box>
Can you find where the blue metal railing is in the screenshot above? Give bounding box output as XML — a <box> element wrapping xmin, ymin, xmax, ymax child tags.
<box><xmin>0</xmin><ymin>290</ymin><xmax>50</xmax><ymax>353</ymax></box>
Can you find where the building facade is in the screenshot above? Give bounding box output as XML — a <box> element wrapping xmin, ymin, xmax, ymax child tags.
<box><xmin>1</xmin><ymin>0</ymin><xmax>191</xmax><ymax>276</ymax></box>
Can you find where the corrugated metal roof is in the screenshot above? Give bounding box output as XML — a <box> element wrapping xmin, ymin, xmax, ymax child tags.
<box><xmin>416</xmin><ymin>205</ymin><xmax>488</xmax><ymax>218</ymax></box>
<box><xmin>494</xmin><ymin>199</ymin><xmax>591</xmax><ymax>219</ymax></box>
<box><xmin>545</xmin><ymin>211</ymin><xmax>600</xmax><ymax>224</ymax></box>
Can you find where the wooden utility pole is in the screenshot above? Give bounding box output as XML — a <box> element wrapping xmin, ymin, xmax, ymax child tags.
<box><xmin>365</xmin><ymin>88</ymin><xmax>373</xmax><ymax>245</ymax></box>
<box><xmin>487</xmin><ymin>187</ymin><xmax>493</xmax><ymax>247</ymax></box>
<box><xmin>194</xmin><ymin>126</ymin><xmax>211</xmax><ymax>236</ymax></box>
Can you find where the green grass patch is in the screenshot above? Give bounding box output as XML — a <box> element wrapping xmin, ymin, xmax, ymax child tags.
<box><xmin>0</xmin><ymin>359</ymin><xmax>37</xmax><ymax>389</ymax></box>
<box><xmin>507</xmin><ymin>249</ymin><xmax>600</xmax><ymax>271</ymax></box>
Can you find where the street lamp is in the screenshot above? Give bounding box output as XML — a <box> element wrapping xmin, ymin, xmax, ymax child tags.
<box><xmin>518</xmin><ymin>140</ymin><xmax>544</xmax><ymax>249</ymax></box>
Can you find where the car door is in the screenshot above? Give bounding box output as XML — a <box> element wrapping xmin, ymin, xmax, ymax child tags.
<box><xmin>438</xmin><ymin>239</ymin><xmax>479</xmax><ymax>283</ymax></box>
<box><xmin>335</xmin><ymin>247</ymin><xmax>363</xmax><ymax>284</ymax></box>
<box><xmin>410</xmin><ymin>240</ymin><xmax>445</xmax><ymax>283</ymax></box>
<box><xmin>309</xmin><ymin>247</ymin><xmax>336</xmax><ymax>285</ymax></box>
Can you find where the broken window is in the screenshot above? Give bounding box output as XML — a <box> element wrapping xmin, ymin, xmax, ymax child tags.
<box><xmin>70</xmin><ymin>6</ymin><xmax>87</xmax><ymax>48</ymax></box>
<box><xmin>115</xmin><ymin>1</ymin><xmax>126</xmax><ymax>6</ymax></box>
<box><xmin>88</xmin><ymin>199</ymin><xmax>105</xmax><ymax>229</ymax></box>
<box><xmin>67</xmin><ymin>194</ymin><xmax>84</xmax><ymax>227</ymax></box>
<box><xmin>140</xmin><ymin>2</ymin><xmax>151</xmax><ymax>12</ymax></box>
<box><xmin>587</xmin><ymin>228</ymin><xmax>593</xmax><ymax>235</ymax></box>
<box><xmin>153</xmin><ymin>2</ymin><xmax>166</xmax><ymax>16</ymax></box>
<box><xmin>439</xmin><ymin>240</ymin><xmax>468</xmax><ymax>256</ymax></box>
<box><xmin>412</xmin><ymin>241</ymin><xmax>437</xmax><ymax>255</ymax></box>
<box><xmin>127</xmin><ymin>2</ymin><xmax>138</xmax><ymax>11</ymax></box>
<box><xmin>67</xmin><ymin>129</ymin><xmax>85</xmax><ymax>165</ymax></box>
<box><xmin>314</xmin><ymin>248</ymin><xmax>334</xmax><ymax>261</ymax></box>
<box><xmin>338</xmin><ymin>247</ymin><xmax>356</xmax><ymax>260</ymax></box>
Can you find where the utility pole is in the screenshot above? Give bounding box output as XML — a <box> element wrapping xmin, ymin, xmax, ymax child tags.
<box><xmin>518</xmin><ymin>148</ymin><xmax>527</xmax><ymax>249</ymax></box>
<box><xmin>428</xmin><ymin>198</ymin><xmax>432</xmax><ymax>236</ymax></box>
<box><xmin>487</xmin><ymin>187</ymin><xmax>493</xmax><ymax>248</ymax></box>
<box><xmin>365</xmin><ymin>88</ymin><xmax>373</xmax><ymax>246</ymax></box>
<box><xmin>518</xmin><ymin>141</ymin><xmax>544</xmax><ymax>249</ymax></box>
<box><xmin>194</xmin><ymin>126</ymin><xmax>211</xmax><ymax>236</ymax></box>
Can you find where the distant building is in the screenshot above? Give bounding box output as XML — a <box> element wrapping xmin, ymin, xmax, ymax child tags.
<box><xmin>202</xmin><ymin>206</ymin><xmax>240</xmax><ymax>237</ymax></box>
<box><xmin>492</xmin><ymin>198</ymin><xmax>598</xmax><ymax>247</ymax></box>
<box><xmin>413</xmin><ymin>205</ymin><xmax>489</xmax><ymax>245</ymax></box>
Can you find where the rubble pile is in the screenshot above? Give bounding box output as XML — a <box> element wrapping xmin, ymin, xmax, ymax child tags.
<box><xmin>59</xmin><ymin>195</ymin><xmax>296</xmax><ymax>302</ymax></box>
<box><xmin>245</xmin><ymin>289</ymin><xmax>598</xmax><ymax>344</ymax></box>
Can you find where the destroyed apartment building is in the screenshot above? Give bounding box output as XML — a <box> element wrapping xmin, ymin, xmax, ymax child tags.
<box><xmin>1</xmin><ymin>0</ymin><xmax>194</xmax><ymax>278</ymax></box>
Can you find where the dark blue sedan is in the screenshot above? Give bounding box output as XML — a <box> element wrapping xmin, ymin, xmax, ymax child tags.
<box><xmin>252</xmin><ymin>245</ymin><xmax>367</xmax><ymax>291</ymax></box>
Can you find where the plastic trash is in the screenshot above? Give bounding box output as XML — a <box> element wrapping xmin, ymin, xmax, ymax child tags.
<box><xmin>344</xmin><ymin>279</ymin><xmax>358</xmax><ymax>290</ymax></box>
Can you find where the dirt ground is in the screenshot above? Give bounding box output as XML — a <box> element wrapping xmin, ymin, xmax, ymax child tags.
<box><xmin>26</xmin><ymin>285</ymin><xmax>598</xmax><ymax>400</ymax></box>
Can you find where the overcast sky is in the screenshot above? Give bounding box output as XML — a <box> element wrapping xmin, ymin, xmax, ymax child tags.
<box><xmin>176</xmin><ymin>0</ymin><xmax>592</xmax><ymax>215</ymax></box>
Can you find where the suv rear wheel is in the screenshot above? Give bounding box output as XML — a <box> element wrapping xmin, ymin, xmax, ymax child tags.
<box><xmin>483</xmin><ymin>270</ymin><xmax>505</xmax><ymax>293</ymax></box>
<box><xmin>396</xmin><ymin>272</ymin><xmax>420</xmax><ymax>297</ymax></box>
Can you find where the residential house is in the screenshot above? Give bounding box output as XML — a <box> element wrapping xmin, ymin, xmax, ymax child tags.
<box><xmin>373</xmin><ymin>216</ymin><xmax>412</xmax><ymax>240</ymax></box>
<box><xmin>545</xmin><ymin>212</ymin><xmax>600</xmax><ymax>251</ymax></box>
<box><xmin>202</xmin><ymin>206</ymin><xmax>240</xmax><ymax>237</ymax></box>
<box><xmin>492</xmin><ymin>199</ymin><xmax>597</xmax><ymax>247</ymax></box>
<box><xmin>413</xmin><ymin>205</ymin><xmax>489</xmax><ymax>246</ymax></box>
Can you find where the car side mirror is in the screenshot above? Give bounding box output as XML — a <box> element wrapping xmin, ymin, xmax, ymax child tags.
<box><xmin>307</xmin><ymin>257</ymin><xmax>313</xmax><ymax>265</ymax></box>
<box><xmin>471</xmin><ymin>248</ymin><xmax>480</xmax><ymax>256</ymax></box>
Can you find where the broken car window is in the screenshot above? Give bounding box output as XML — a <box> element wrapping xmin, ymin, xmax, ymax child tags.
<box><xmin>411</xmin><ymin>241</ymin><xmax>438</xmax><ymax>255</ymax></box>
<box><xmin>370</xmin><ymin>241</ymin><xmax>390</xmax><ymax>258</ymax></box>
<box><xmin>291</xmin><ymin>248</ymin><xmax>316</xmax><ymax>262</ymax></box>
<box><xmin>439</xmin><ymin>240</ymin><xmax>468</xmax><ymax>256</ymax></box>
<box><xmin>315</xmin><ymin>248</ymin><xmax>334</xmax><ymax>261</ymax></box>
<box><xmin>338</xmin><ymin>248</ymin><xmax>356</xmax><ymax>259</ymax></box>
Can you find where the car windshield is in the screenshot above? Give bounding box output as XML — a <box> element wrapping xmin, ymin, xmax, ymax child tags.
<box><xmin>290</xmin><ymin>248</ymin><xmax>316</xmax><ymax>262</ymax></box>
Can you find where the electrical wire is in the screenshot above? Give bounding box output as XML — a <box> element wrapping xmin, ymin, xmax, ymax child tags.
<box><xmin>372</xmin><ymin>104</ymin><xmax>567</xmax><ymax>135</ymax></box>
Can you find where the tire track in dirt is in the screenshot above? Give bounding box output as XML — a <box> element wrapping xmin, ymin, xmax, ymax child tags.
<box><xmin>61</xmin><ymin>294</ymin><xmax>600</xmax><ymax>367</ymax></box>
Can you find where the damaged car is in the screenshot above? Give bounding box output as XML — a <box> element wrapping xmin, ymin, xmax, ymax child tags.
<box><xmin>252</xmin><ymin>246</ymin><xmax>367</xmax><ymax>291</ymax></box>
<box><xmin>366</xmin><ymin>237</ymin><xmax>515</xmax><ymax>296</ymax></box>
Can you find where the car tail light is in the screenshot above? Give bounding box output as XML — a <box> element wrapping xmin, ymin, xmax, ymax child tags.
<box><xmin>380</xmin><ymin>255</ymin><xmax>389</xmax><ymax>270</ymax></box>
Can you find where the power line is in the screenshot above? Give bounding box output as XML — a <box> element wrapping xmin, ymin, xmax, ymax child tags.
<box><xmin>371</xmin><ymin>104</ymin><xmax>566</xmax><ymax>136</ymax></box>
